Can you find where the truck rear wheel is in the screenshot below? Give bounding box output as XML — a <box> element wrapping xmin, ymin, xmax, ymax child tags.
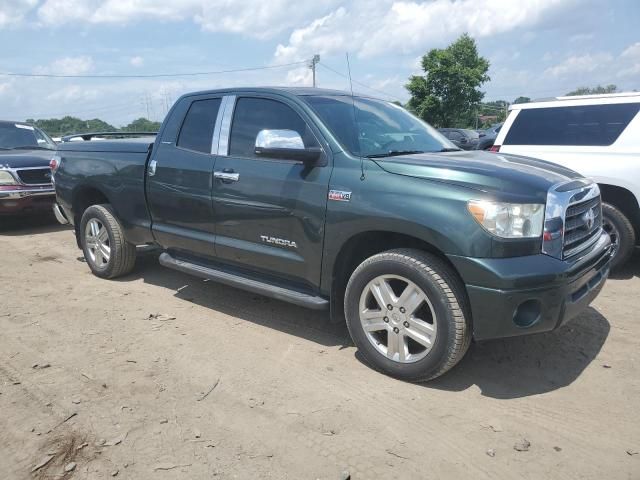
<box><xmin>80</xmin><ymin>204</ymin><xmax>136</xmax><ymax>279</ymax></box>
<box><xmin>602</xmin><ymin>202</ymin><xmax>636</xmax><ymax>270</ymax></box>
<box><xmin>344</xmin><ymin>249</ymin><xmax>471</xmax><ymax>382</ymax></box>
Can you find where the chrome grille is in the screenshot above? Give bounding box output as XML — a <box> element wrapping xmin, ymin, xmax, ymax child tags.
<box><xmin>16</xmin><ymin>168</ymin><xmax>52</xmax><ymax>185</ymax></box>
<box><xmin>562</xmin><ymin>196</ymin><xmax>602</xmax><ymax>259</ymax></box>
<box><xmin>542</xmin><ymin>180</ymin><xmax>602</xmax><ymax>260</ymax></box>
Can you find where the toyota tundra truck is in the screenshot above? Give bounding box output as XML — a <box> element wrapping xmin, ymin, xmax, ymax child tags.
<box><xmin>52</xmin><ymin>88</ymin><xmax>613</xmax><ymax>381</ymax></box>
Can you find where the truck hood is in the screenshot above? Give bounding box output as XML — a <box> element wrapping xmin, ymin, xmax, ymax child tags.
<box><xmin>373</xmin><ymin>150</ymin><xmax>581</xmax><ymax>201</ymax></box>
<box><xmin>0</xmin><ymin>149</ymin><xmax>54</xmax><ymax>169</ymax></box>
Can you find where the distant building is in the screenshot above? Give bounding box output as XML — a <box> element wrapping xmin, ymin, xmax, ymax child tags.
<box><xmin>478</xmin><ymin>115</ymin><xmax>498</xmax><ymax>123</ymax></box>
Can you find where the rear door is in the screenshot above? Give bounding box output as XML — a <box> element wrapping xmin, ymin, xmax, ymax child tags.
<box><xmin>146</xmin><ymin>95</ymin><xmax>222</xmax><ymax>258</ymax></box>
<box><xmin>211</xmin><ymin>94</ymin><xmax>332</xmax><ymax>290</ymax></box>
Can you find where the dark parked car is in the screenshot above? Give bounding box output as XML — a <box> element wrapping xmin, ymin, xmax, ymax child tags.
<box><xmin>476</xmin><ymin>123</ymin><xmax>503</xmax><ymax>150</ymax></box>
<box><xmin>438</xmin><ymin>128</ymin><xmax>480</xmax><ymax>150</ymax></box>
<box><xmin>0</xmin><ymin>121</ymin><xmax>56</xmax><ymax>215</ymax></box>
<box><xmin>53</xmin><ymin>87</ymin><xmax>612</xmax><ymax>381</ymax></box>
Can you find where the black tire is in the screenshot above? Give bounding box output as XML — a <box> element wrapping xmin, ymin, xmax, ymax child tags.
<box><xmin>80</xmin><ymin>204</ymin><xmax>136</xmax><ymax>279</ymax></box>
<box><xmin>344</xmin><ymin>249</ymin><xmax>471</xmax><ymax>382</ymax></box>
<box><xmin>602</xmin><ymin>202</ymin><xmax>636</xmax><ymax>270</ymax></box>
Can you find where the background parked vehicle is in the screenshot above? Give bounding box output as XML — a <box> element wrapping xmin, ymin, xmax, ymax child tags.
<box><xmin>0</xmin><ymin>121</ymin><xmax>56</xmax><ymax>215</ymax></box>
<box><xmin>53</xmin><ymin>87</ymin><xmax>612</xmax><ymax>382</ymax></box>
<box><xmin>476</xmin><ymin>122</ymin><xmax>503</xmax><ymax>150</ymax></box>
<box><xmin>437</xmin><ymin>128</ymin><xmax>479</xmax><ymax>150</ymax></box>
<box><xmin>493</xmin><ymin>92</ymin><xmax>640</xmax><ymax>269</ymax></box>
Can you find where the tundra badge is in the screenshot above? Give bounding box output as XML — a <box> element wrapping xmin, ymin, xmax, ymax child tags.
<box><xmin>260</xmin><ymin>236</ymin><xmax>298</xmax><ymax>249</ymax></box>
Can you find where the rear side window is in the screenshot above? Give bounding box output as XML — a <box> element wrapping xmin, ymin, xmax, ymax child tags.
<box><xmin>504</xmin><ymin>103</ymin><xmax>640</xmax><ymax>146</ymax></box>
<box><xmin>177</xmin><ymin>98</ymin><xmax>221</xmax><ymax>153</ymax></box>
<box><xmin>229</xmin><ymin>97</ymin><xmax>317</xmax><ymax>159</ymax></box>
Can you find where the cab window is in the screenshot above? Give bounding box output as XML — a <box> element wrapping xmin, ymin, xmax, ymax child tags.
<box><xmin>177</xmin><ymin>98</ymin><xmax>221</xmax><ymax>153</ymax></box>
<box><xmin>504</xmin><ymin>103</ymin><xmax>640</xmax><ymax>146</ymax></box>
<box><xmin>229</xmin><ymin>97</ymin><xmax>318</xmax><ymax>159</ymax></box>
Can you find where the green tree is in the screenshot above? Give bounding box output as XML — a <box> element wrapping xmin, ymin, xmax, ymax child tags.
<box><xmin>26</xmin><ymin>116</ymin><xmax>117</xmax><ymax>137</ymax></box>
<box><xmin>122</xmin><ymin>117</ymin><xmax>162</xmax><ymax>132</ymax></box>
<box><xmin>24</xmin><ymin>116</ymin><xmax>161</xmax><ymax>137</ymax></box>
<box><xmin>474</xmin><ymin>100</ymin><xmax>509</xmax><ymax>128</ymax></box>
<box><xmin>513</xmin><ymin>96</ymin><xmax>531</xmax><ymax>104</ymax></box>
<box><xmin>566</xmin><ymin>84</ymin><xmax>617</xmax><ymax>96</ymax></box>
<box><xmin>406</xmin><ymin>34</ymin><xmax>490</xmax><ymax>128</ymax></box>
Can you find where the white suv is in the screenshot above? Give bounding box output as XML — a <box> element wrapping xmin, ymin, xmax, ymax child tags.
<box><xmin>493</xmin><ymin>92</ymin><xmax>640</xmax><ymax>269</ymax></box>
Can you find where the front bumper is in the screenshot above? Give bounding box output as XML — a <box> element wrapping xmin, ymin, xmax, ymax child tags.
<box><xmin>448</xmin><ymin>231</ymin><xmax>613</xmax><ymax>341</ymax></box>
<box><xmin>0</xmin><ymin>187</ymin><xmax>56</xmax><ymax>215</ymax></box>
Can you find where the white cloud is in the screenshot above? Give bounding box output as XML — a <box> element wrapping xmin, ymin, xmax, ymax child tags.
<box><xmin>285</xmin><ymin>66</ymin><xmax>313</xmax><ymax>86</ymax></box>
<box><xmin>569</xmin><ymin>32</ymin><xmax>594</xmax><ymax>42</ymax></box>
<box><xmin>129</xmin><ymin>56</ymin><xmax>144</xmax><ymax>67</ymax></box>
<box><xmin>618</xmin><ymin>42</ymin><xmax>640</xmax><ymax>78</ymax></box>
<box><xmin>35</xmin><ymin>55</ymin><xmax>94</xmax><ymax>75</ymax></box>
<box><xmin>621</xmin><ymin>42</ymin><xmax>640</xmax><ymax>60</ymax></box>
<box><xmin>541</xmin><ymin>42</ymin><xmax>640</xmax><ymax>86</ymax></box>
<box><xmin>274</xmin><ymin>0</ymin><xmax>575</xmax><ymax>62</ymax></box>
<box><xmin>274</xmin><ymin>8</ymin><xmax>348</xmax><ymax>62</ymax></box>
<box><xmin>0</xmin><ymin>0</ymin><xmax>37</xmax><ymax>27</ymax></box>
<box><xmin>544</xmin><ymin>53</ymin><xmax>614</xmax><ymax>77</ymax></box>
<box><xmin>34</xmin><ymin>0</ymin><xmax>339</xmax><ymax>38</ymax></box>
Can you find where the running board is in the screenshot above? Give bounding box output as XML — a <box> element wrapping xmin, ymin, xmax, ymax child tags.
<box><xmin>159</xmin><ymin>252</ymin><xmax>329</xmax><ymax>310</ymax></box>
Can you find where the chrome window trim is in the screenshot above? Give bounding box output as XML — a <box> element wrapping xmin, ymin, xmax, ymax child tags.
<box><xmin>216</xmin><ymin>95</ymin><xmax>236</xmax><ymax>156</ymax></box>
<box><xmin>210</xmin><ymin>95</ymin><xmax>232</xmax><ymax>155</ymax></box>
<box><xmin>542</xmin><ymin>180</ymin><xmax>601</xmax><ymax>259</ymax></box>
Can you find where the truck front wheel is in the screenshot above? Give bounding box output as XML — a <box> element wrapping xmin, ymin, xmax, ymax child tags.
<box><xmin>80</xmin><ymin>204</ymin><xmax>136</xmax><ymax>279</ymax></box>
<box><xmin>602</xmin><ymin>202</ymin><xmax>636</xmax><ymax>270</ymax></box>
<box><xmin>344</xmin><ymin>249</ymin><xmax>471</xmax><ymax>382</ymax></box>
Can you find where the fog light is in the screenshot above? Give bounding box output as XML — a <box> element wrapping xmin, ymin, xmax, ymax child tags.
<box><xmin>513</xmin><ymin>299</ymin><xmax>542</xmax><ymax>328</ymax></box>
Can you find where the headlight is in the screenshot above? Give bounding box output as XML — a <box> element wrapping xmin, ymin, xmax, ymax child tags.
<box><xmin>0</xmin><ymin>170</ymin><xmax>17</xmax><ymax>185</ymax></box>
<box><xmin>468</xmin><ymin>200</ymin><xmax>544</xmax><ymax>238</ymax></box>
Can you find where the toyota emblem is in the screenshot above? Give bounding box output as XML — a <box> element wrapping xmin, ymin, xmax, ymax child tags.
<box><xmin>583</xmin><ymin>207</ymin><xmax>596</xmax><ymax>230</ymax></box>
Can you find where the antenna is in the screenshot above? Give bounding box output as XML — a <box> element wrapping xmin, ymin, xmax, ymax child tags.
<box><xmin>346</xmin><ymin>52</ymin><xmax>365</xmax><ymax>181</ymax></box>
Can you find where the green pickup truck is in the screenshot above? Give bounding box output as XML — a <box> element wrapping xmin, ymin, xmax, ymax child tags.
<box><xmin>52</xmin><ymin>88</ymin><xmax>612</xmax><ymax>381</ymax></box>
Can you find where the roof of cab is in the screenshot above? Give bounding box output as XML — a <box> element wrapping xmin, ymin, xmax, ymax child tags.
<box><xmin>511</xmin><ymin>91</ymin><xmax>640</xmax><ymax>110</ymax></box>
<box><xmin>0</xmin><ymin>120</ymin><xmax>34</xmax><ymax>126</ymax></box>
<box><xmin>178</xmin><ymin>86</ymin><xmax>378</xmax><ymax>100</ymax></box>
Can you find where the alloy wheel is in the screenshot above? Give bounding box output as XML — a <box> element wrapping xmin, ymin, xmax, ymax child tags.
<box><xmin>85</xmin><ymin>218</ymin><xmax>111</xmax><ymax>268</ymax></box>
<box><xmin>603</xmin><ymin>218</ymin><xmax>620</xmax><ymax>258</ymax></box>
<box><xmin>358</xmin><ymin>274</ymin><xmax>437</xmax><ymax>363</ymax></box>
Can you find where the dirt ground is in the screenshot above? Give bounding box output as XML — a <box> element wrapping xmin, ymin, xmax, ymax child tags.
<box><xmin>1</xmin><ymin>214</ymin><xmax>638</xmax><ymax>480</ymax></box>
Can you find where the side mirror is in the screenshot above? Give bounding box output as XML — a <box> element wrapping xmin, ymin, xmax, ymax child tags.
<box><xmin>460</xmin><ymin>137</ymin><xmax>468</xmax><ymax>143</ymax></box>
<box><xmin>254</xmin><ymin>129</ymin><xmax>322</xmax><ymax>164</ymax></box>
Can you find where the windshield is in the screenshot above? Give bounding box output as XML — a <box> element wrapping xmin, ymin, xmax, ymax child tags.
<box><xmin>304</xmin><ymin>95</ymin><xmax>457</xmax><ymax>157</ymax></box>
<box><xmin>0</xmin><ymin>123</ymin><xmax>56</xmax><ymax>150</ymax></box>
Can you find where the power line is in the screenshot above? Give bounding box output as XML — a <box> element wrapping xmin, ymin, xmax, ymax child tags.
<box><xmin>0</xmin><ymin>61</ymin><xmax>308</xmax><ymax>79</ymax></box>
<box><xmin>317</xmin><ymin>62</ymin><xmax>404</xmax><ymax>101</ymax></box>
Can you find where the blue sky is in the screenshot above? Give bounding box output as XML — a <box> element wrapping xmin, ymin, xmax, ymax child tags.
<box><xmin>0</xmin><ymin>0</ymin><xmax>638</xmax><ymax>126</ymax></box>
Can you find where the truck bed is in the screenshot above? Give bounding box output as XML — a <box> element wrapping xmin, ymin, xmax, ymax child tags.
<box><xmin>55</xmin><ymin>137</ymin><xmax>156</xmax><ymax>245</ymax></box>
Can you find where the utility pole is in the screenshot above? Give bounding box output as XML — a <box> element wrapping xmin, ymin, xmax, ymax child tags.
<box><xmin>141</xmin><ymin>94</ymin><xmax>151</xmax><ymax>120</ymax></box>
<box><xmin>309</xmin><ymin>54</ymin><xmax>320</xmax><ymax>87</ymax></box>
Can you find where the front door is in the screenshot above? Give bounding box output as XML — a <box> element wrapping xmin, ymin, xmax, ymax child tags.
<box><xmin>146</xmin><ymin>96</ymin><xmax>222</xmax><ymax>258</ymax></box>
<box><xmin>212</xmin><ymin>95</ymin><xmax>331</xmax><ymax>290</ymax></box>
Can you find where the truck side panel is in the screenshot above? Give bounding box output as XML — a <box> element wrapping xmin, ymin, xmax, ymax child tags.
<box><xmin>55</xmin><ymin>147</ymin><xmax>155</xmax><ymax>246</ymax></box>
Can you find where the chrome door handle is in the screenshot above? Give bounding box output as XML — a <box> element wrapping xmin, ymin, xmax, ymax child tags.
<box><xmin>214</xmin><ymin>171</ymin><xmax>240</xmax><ymax>182</ymax></box>
<box><xmin>148</xmin><ymin>159</ymin><xmax>157</xmax><ymax>176</ymax></box>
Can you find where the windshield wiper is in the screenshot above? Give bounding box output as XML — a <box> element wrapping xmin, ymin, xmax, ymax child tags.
<box><xmin>438</xmin><ymin>147</ymin><xmax>462</xmax><ymax>152</ymax></box>
<box><xmin>366</xmin><ymin>150</ymin><xmax>425</xmax><ymax>158</ymax></box>
<box><xmin>10</xmin><ymin>145</ymin><xmax>52</xmax><ymax>150</ymax></box>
